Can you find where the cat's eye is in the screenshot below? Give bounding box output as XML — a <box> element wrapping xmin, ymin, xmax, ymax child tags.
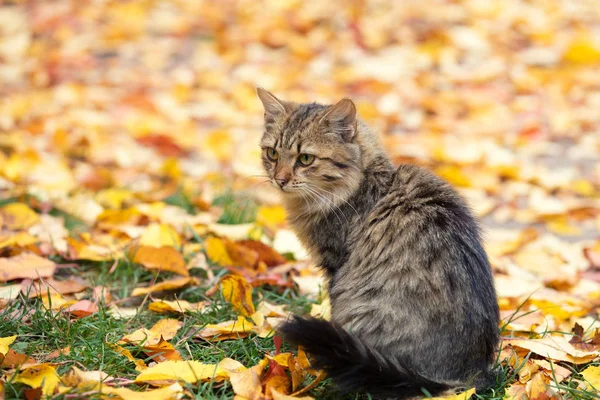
<box><xmin>298</xmin><ymin>154</ymin><xmax>315</xmax><ymax>166</ymax></box>
<box><xmin>266</xmin><ymin>147</ymin><xmax>279</xmax><ymax>161</ymax></box>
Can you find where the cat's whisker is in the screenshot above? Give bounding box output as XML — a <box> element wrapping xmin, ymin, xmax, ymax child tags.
<box><xmin>311</xmin><ymin>186</ymin><xmax>361</xmax><ymax>220</ymax></box>
<box><xmin>305</xmin><ymin>186</ymin><xmax>349</xmax><ymax>225</ymax></box>
<box><xmin>304</xmin><ymin>186</ymin><xmax>347</xmax><ymax>226</ymax></box>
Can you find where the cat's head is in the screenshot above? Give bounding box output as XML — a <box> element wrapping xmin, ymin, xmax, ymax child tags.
<box><xmin>257</xmin><ymin>88</ymin><xmax>362</xmax><ymax>209</ymax></box>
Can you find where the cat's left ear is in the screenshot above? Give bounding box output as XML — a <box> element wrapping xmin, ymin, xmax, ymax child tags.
<box><xmin>320</xmin><ymin>98</ymin><xmax>357</xmax><ymax>141</ymax></box>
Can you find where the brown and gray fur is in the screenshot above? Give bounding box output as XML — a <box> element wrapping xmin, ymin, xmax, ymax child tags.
<box><xmin>257</xmin><ymin>88</ymin><xmax>500</xmax><ymax>399</ymax></box>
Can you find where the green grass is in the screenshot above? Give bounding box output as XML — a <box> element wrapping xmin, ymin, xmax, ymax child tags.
<box><xmin>2</xmin><ymin>195</ymin><xmax>599</xmax><ymax>399</ymax></box>
<box><xmin>4</xmin><ymin>259</ymin><xmax>600</xmax><ymax>399</ymax></box>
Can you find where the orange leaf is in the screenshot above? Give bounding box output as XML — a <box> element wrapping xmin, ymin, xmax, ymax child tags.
<box><xmin>143</xmin><ymin>337</ymin><xmax>183</xmax><ymax>363</ymax></box>
<box><xmin>63</xmin><ymin>300</ymin><xmax>98</xmax><ymax>318</ymax></box>
<box><xmin>237</xmin><ymin>240</ymin><xmax>287</xmax><ymax>267</ymax></box>
<box><xmin>0</xmin><ymin>253</ymin><xmax>56</xmax><ymax>282</ymax></box>
<box><xmin>132</xmin><ymin>245</ymin><xmax>188</xmax><ymax>276</ymax></box>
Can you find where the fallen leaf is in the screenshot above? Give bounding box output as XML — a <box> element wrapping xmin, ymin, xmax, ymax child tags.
<box><xmin>148</xmin><ymin>299</ymin><xmax>206</xmax><ymax>314</ymax></box>
<box><xmin>431</xmin><ymin>387</ymin><xmax>476</xmax><ymax>400</ymax></box>
<box><xmin>504</xmin><ymin>336</ymin><xmax>599</xmax><ymax>364</ymax></box>
<box><xmin>205</xmin><ymin>236</ymin><xmax>234</xmax><ymax>266</ymax></box>
<box><xmin>0</xmin><ymin>335</ymin><xmax>17</xmax><ymax>356</ymax></box>
<box><xmin>0</xmin><ymin>203</ymin><xmax>39</xmax><ymax>230</ymax></box>
<box><xmin>221</xmin><ymin>274</ymin><xmax>256</xmax><ymax>317</ymax></box>
<box><xmin>63</xmin><ymin>300</ymin><xmax>99</xmax><ymax>318</ymax></box>
<box><xmin>120</xmin><ymin>318</ymin><xmax>183</xmax><ymax>346</ymax></box>
<box><xmin>14</xmin><ymin>364</ymin><xmax>60</xmax><ymax>396</ymax></box>
<box><xmin>131</xmin><ymin>276</ymin><xmax>200</xmax><ymax>296</ymax></box>
<box><xmin>143</xmin><ymin>337</ymin><xmax>183</xmax><ymax>362</ymax></box>
<box><xmin>21</xmin><ymin>277</ymin><xmax>87</xmax><ymax>298</ymax></box>
<box><xmin>139</xmin><ymin>223</ymin><xmax>181</xmax><ymax>248</ymax></box>
<box><xmin>581</xmin><ymin>365</ymin><xmax>600</xmax><ymax>392</ymax></box>
<box><xmin>237</xmin><ymin>240</ymin><xmax>287</xmax><ymax>267</ymax></box>
<box><xmin>271</xmin><ymin>388</ymin><xmax>314</xmax><ymax>400</ymax></box>
<box><xmin>135</xmin><ymin>359</ymin><xmax>234</xmax><ymax>384</ymax></box>
<box><xmin>111</xmin><ymin>344</ymin><xmax>147</xmax><ymax>371</ymax></box>
<box><xmin>0</xmin><ymin>348</ymin><xmax>36</xmax><ymax>368</ymax></box>
<box><xmin>230</xmin><ymin>367</ymin><xmax>262</xmax><ymax>400</ymax></box>
<box><xmin>0</xmin><ymin>253</ymin><xmax>56</xmax><ymax>282</ymax></box>
<box><xmin>197</xmin><ymin>316</ymin><xmax>256</xmax><ymax>341</ymax></box>
<box><xmin>132</xmin><ymin>245</ymin><xmax>189</xmax><ymax>276</ymax></box>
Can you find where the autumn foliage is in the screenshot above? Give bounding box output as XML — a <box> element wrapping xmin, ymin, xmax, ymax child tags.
<box><xmin>0</xmin><ymin>0</ymin><xmax>599</xmax><ymax>399</ymax></box>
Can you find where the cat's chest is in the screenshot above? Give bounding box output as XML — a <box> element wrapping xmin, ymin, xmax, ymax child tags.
<box><xmin>291</xmin><ymin>210</ymin><xmax>361</xmax><ymax>277</ymax></box>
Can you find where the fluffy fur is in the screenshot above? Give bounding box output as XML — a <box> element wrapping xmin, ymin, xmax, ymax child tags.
<box><xmin>257</xmin><ymin>88</ymin><xmax>500</xmax><ymax>399</ymax></box>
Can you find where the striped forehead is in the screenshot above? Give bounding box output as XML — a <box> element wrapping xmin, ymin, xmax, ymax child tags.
<box><xmin>279</xmin><ymin>103</ymin><xmax>327</xmax><ymax>149</ymax></box>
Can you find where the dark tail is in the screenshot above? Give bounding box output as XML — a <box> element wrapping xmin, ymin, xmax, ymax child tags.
<box><xmin>278</xmin><ymin>316</ymin><xmax>452</xmax><ymax>399</ymax></box>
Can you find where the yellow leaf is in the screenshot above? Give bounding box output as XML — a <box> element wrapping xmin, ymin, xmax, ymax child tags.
<box><xmin>131</xmin><ymin>276</ymin><xmax>200</xmax><ymax>297</ymax></box>
<box><xmin>205</xmin><ymin>236</ymin><xmax>234</xmax><ymax>266</ymax></box>
<box><xmin>0</xmin><ymin>335</ymin><xmax>16</xmax><ymax>356</ymax></box>
<box><xmin>205</xmin><ymin>130</ymin><xmax>234</xmax><ymax>161</ymax></box>
<box><xmin>143</xmin><ymin>337</ymin><xmax>183</xmax><ymax>362</ymax></box>
<box><xmin>581</xmin><ymin>365</ymin><xmax>600</xmax><ymax>392</ymax></box>
<box><xmin>139</xmin><ymin>223</ymin><xmax>181</xmax><ymax>248</ymax></box>
<box><xmin>221</xmin><ymin>275</ymin><xmax>256</xmax><ymax>317</ymax></box>
<box><xmin>135</xmin><ymin>360</ymin><xmax>231</xmax><ymax>384</ymax></box>
<box><xmin>149</xmin><ymin>299</ymin><xmax>206</xmax><ymax>314</ymax></box>
<box><xmin>60</xmin><ymin>366</ymin><xmax>112</xmax><ymax>389</ymax></box>
<box><xmin>434</xmin><ymin>165</ymin><xmax>471</xmax><ymax>187</ymax></box>
<box><xmin>431</xmin><ymin>387</ymin><xmax>476</xmax><ymax>400</ymax></box>
<box><xmin>267</xmin><ymin>353</ymin><xmax>293</xmax><ymax>368</ymax></box>
<box><xmin>111</xmin><ymin>344</ymin><xmax>147</xmax><ymax>371</ymax></box>
<box><xmin>0</xmin><ymin>252</ymin><xmax>56</xmax><ymax>282</ymax></box>
<box><xmin>103</xmin><ymin>382</ymin><xmax>184</xmax><ymax>400</ymax></box>
<box><xmin>256</xmin><ymin>205</ymin><xmax>287</xmax><ymax>228</ymax></box>
<box><xmin>120</xmin><ymin>318</ymin><xmax>183</xmax><ymax>346</ymax></box>
<box><xmin>230</xmin><ymin>367</ymin><xmax>262</xmax><ymax>400</ymax></box>
<box><xmin>132</xmin><ymin>245</ymin><xmax>188</xmax><ymax>276</ymax></box>
<box><xmin>96</xmin><ymin>207</ymin><xmax>142</xmax><ymax>227</ymax></box>
<box><xmin>0</xmin><ymin>203</ymin><xmax>39</xmax><ymax>230</ymax></box>
<box><xmin>197</xmin><ymin>316</ymin><xmax>256</xmax><ymax>341</ymax></box>
<box><xmin>563</xmin><ymin>35</ymin><xmax>600</xmax><ymax>64</ymax></box>
<box><xmin>272</xmin><ymin>388</ymin><xmax>314</xmax><ymax>400</ymax></box>
<box><xmin>95</xmin><ymin>188</ymin><xmax>135</xmax><ymax>209</ymax></box>
<box><xmin>14</xmin><ymin>363</ymin><xmax>60</xmax><ymax>396</ymax></box>
<box><xmin>0</xmin><ymin>231</ymin><xmax>38</xmax><ymax>249</ymax></box>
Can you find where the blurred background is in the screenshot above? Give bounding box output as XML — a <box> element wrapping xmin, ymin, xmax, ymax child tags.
<box><xmin>0</xmin><ymin>0</ymin><xmax>599</xmax><ymax>284</ymax></box>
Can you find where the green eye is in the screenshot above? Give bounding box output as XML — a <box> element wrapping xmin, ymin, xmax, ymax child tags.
<box><xmin>298</xmin><ymin>154</ymin><xmax>315</xmax><ymax>166</ymax></box>
<box><xmin>266</xmin><ymin>147</ymin><xmax>279</xmax><ymax>161</ymax></box>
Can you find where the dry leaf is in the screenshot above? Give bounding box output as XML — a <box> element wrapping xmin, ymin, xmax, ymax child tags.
<box><xmin>135</xmin><ymin>359</ymin><xmax>234</xmax><ymax>384</ymax></box>
<box><xmin>131</xmin><ymin>277</ymin><xmax>200</xmax><ymax>297</ymax></box>
<box><xmin>14</xmin><ymin>364</ymin><xmax>61</xmax><ymax>396</ymax></box>
<box><xmin>148</xmin><ymin>299</ymin><xmax>206</xmax><ymax>314</ymax></box>
<box><xmin>221</xmin><ymin>275</ymin><xmax>256</xmax><ymax>317</ymax></box>
<box><xmin>504</xmin><ymin>336</ymin><xmax>599</xmax><ymax>364</ymax></box>
<box><xmin>132</xmin><ymin>245</ymin><xmax>189</xmax><ymax>276</ymax></box>
<box><xmin>120</xmin><ymin>319</ymin><xmax>183</xmax><ymax>346</ymax></box>
<box><xmin>0</xmin><ymin>253</ymin><xmax>56</xmax><ymax>282</ymax></box>
<box><xmin>0</xmin><ymin>335</ymin><xmax>17</xmax><ymax>356</ymax></box>
<box><xmin>0</xmin><ymin>203</ymin><xmax>39</xmax><ymax>230</ymax></box>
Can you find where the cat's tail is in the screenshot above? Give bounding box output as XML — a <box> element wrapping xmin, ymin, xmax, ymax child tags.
<box><xmin>278</xmin><ymin>316</ymin><xmax>453</xmax><ymax>399</ymax></box>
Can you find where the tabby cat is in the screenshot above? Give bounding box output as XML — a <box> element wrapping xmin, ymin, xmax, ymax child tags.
<box><xmin>256</xmin><ymin>88</ymin><xmax>500</xmax><ymax>399</ymax></box>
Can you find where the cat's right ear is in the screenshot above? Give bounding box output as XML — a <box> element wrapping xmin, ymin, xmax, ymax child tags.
<box><xmin>257</xmin><ymin>87</ymin><xmax>289</xmax><ymax>120</ymax></box>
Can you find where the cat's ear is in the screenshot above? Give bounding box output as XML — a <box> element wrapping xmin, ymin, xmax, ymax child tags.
<box><xmin>320</xmin><ymin>98</ymin><xmax>357</xmax><ymax>141</ymax></box>
<box><xmin>257</xmin><ymin>87</ymin><xmax>289</xmax><ymax>120</ymax></box>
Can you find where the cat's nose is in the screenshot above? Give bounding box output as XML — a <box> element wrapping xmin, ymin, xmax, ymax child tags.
<box><xmin>275</xmin><ymin>177</ymin><xmax>288</xmax><ymax>188</ymax></box>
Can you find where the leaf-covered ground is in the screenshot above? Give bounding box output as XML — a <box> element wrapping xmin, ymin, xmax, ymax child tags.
<box><xmin>0</xmin><ymin>1</ymin><xmax>600</xmax><ymax>399</ymax></box>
